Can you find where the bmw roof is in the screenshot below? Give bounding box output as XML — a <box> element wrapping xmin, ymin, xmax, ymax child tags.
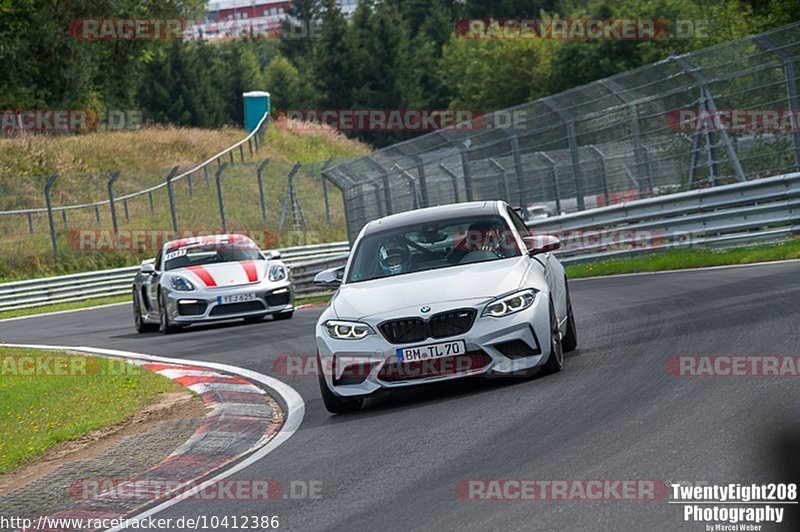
<box><xmin>362</xmin><ymin>201</ymin><xmax>506</xmax><ymax>235</ymax></box>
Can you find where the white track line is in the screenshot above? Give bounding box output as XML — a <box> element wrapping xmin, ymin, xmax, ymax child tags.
<box><xmin>0</xmin><ymin>343</ymin><xmax>305</xmax><ymax>531</ymax></box>
<box><xmin>571</xmin><ymin>257</ymin><xmax>800</xmax><ymax>282</ymax></box>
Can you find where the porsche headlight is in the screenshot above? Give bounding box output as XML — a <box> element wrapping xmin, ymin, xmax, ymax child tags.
<box><xmin>269</xmin><ymin>264</ymin><xmax>287</xmax><ymax>282</ymax></box>
<box><xmin>325</xmin><ymin>320</ymin><xmax>374</xmax><ymax>340</ymax></box>
<box><xmin>171</xmin><ymin>275</ymin><xmax>195</xmax><ymax>292</ymax></box>
<box><xmin>482</xmin><ymin>289</ymin><xmax>538</xmax><ymax>317</ymax></box>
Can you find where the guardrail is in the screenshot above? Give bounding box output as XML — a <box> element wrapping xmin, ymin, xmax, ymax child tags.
<box><xmin>3</xmin><ymin>171</ymin><xmax>798</xmax><ymax>314</ymax></box>
<box><xmin>527</xmin><ymin>171</ymin><xmax>800</xmax><ymax>263</ymax></box>
<box><xmin>0</xmin><ymin>241</ymin><xmax>350</xmax><ymax>313</ymax></box>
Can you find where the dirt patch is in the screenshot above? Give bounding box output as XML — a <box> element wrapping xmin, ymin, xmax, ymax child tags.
<box><xmin>0</xmin><ymin>389</ymin><xmax>206</xmax><ymax>497</ymax></box>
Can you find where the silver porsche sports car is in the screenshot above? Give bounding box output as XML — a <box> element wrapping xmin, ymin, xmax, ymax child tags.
<box><xmin>314</xmin><ymin>201</ymin><xmax>577</xmax><ymax>413</ymax></box>
<box><xmin>132</xmin><ymin>234</ymin><xmax>294</xmax><ymax>334</ymax></box>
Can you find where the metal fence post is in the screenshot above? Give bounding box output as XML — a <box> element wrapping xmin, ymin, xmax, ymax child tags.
<box><xmin>542</xmin><ymin>98</ymin><xmax>586</xmax><ymax>210</ymax></box>
<box><xmin>229</xmin><ymin>151</ymin><xmax>235</xmax><ymax>165</ymax></box>
<box><xmin>248</xmin><ymin>138</ymin><xmax>253</xmax><ymax>158</ymax></box>
<box><xmin>411</xmin><ymin>156</ymin><xmax>429</xmax><ymax>208</ymax></box>
<box><xmin>27</xmin><ymin>212</ymin><xmax>34</xmax><ymax>234</ymax></box>
<box><xmin>187</xmin><ymin>171</ymin><xmax>193</xmax><ymax>197</ymax></box>
<box><xmin>394</xmin><ymin>165</ymin><xmax>420</xmax><ymax>209</ymax></box>
<box><xmin>148</xmin><ymin>191</ymin><xmax>155</xmax><ymax>215</ymax></box>
<box><xmin>123</xmin><ymin>198</ymin><xmax>130</xmax><ymax>223</ymax></box>
<box><xmin>239</xmin><ymin>145</ymin><xmax>245</xmax><ymax>163</ymax></box>
<box><xmin>278</xmin><ymin>163</ymin><xmax>302</xmax><ymax>232</ymax></box>
<box><xmin>439</xmin><ymin>164</ymin><xmax>461</xmax><ymax>202</ymax></box>
<box><xmin>256</xmin><ymin>159</ymin><xmax>270</xmax><ymax>225</ymax></box>
<box><xmin>588</xmin><ymin>145</ymin><xmax>610</xmax><ymax>205</ymax></box>
<box><xmin>165</xmin><ymin>165</ymin><xmax>180</xmax><ymax>236</ymax></box>
<box><xmin>321</xmin><ymin>158</ymin><xmax>333</xmax><ymax>227</ymax></box>
<box><xmin>598</xmin><ymin>78</ymin><xmax>653</xmax><ymax>195</ymax></box>
<box><xmin>489</xmin><ymin>158</ymin><xmax>510</xmax><ymax>201</ymax></box>
<box><xmin>365</xmin><ymin>158</ymin><xmax>393</xmax><ymax>215</ymax></box>
<box><xmin>203</xmin><ymin>165</ymin><xmax>210</xmax><ymax>187</ymax></box>
<box><xmin>538</xmin><ymin>153</ymin><xmax>561</xmax><ymax>214</ymax></box>
<box><xmin>214</xmin><ymin>163</ymin><xmax>229</xmax><ymax>233</ymax></box>
<box><xmin>674</xmin><ymin>55</ymin><xmax>746</xmax><ymax>183</ymax></box>
<box><xmin>44</xmin><ymin>174</ymin><xmax>59</xmax><ymax>261</ymax></box>
<box><xmin>61</xmin><ymin>210</ymin><xmax>68</xmax><ymax>230</ymax></box>
<box><xmin>458</xmin><ymin>144</ymin><xmax>475</xmax><ymax>201</ymax></box>
<box><xmin>509</xmin><ymin>135</ymin><xmax>527</xmax><ymax>208</ymax></box>
<box><xmin>95</xmin><ymin>205</ymin><xmax>101</xmax><ymax>224</ymax></box>
<box><xmin>107</xmin><ymin>171</ymin><xmax>121</xmax><ymax>245</ymax></box>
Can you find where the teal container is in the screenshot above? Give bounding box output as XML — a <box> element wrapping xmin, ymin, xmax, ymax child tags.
<box><xmin>243</xmin><ymin>91</ymin><xmax>270</xmax><ymax>132</ymax></box>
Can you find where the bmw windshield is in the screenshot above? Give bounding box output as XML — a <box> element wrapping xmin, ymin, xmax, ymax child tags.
<box><xmin>346</xmin><ymin>216</ymin><xmax>522</xmax><ymax>283</ymax></box>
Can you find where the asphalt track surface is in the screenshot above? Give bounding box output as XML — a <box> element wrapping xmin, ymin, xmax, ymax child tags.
<box><xmin>2</xmin><ymin>261</ymin><xmax>799</xmax><ymax>531</ymax></box>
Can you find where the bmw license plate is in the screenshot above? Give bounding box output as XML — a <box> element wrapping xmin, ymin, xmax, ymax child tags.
<box><xmin>397</xmin><ymin>340</ymin><xmax>466</xmax><ymax>363</ymax></box>
<box><xmin>217</xmin><ymin>292</ymin><xmax>256</xmax><ymax>304</ymax></box>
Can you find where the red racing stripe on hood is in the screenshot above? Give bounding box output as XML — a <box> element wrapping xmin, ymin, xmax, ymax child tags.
<box><xmin>240</xmin><ymin>260</ymin><xmax>259</xmax><ymax>283</ymax></box>
<box><xmin>186</xmin><ymin>265</ymin><xmax>217</xmax><ymax>287</ymax></box>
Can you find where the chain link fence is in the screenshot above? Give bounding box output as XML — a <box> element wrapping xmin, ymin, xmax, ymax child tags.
<box><xmin>0</xmin><ymin>115</ymin><xmax>351</xmax><ymax>270</ymax></box>
<box><xmin>325</xmin><ymin>22</ymin><xmax>800</xmax><ymax>241</ymax></box>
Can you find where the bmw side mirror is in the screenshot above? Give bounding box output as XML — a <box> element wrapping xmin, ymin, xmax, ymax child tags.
<box><xmin>314</xmin><ymin>266</ymin><xmax>345</xmax><ymax>287</ymax></box>
<box><xmin>523</xmin><ymin>235</ymin><xmax>561</xmax><ymax>256</ymax></box>
<box><xmin>265</xmin><ymin>250</ymin><xmax>282</xmax><ymax>260</ymax></box>
<box><xmin>141</xmin><ymin>261</ymin><xmax>156</xmax><ymax>275</ymax></box>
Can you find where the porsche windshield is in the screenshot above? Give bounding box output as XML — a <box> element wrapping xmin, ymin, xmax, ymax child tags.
<box><xmin>164</xmin><ymin>244</ymin><xmax>263</xmax><ymax>271</ymax></box>
<box><xmin>346</xmin><ymin>216</ymin><xmax>521</xmax><ymax>283</ymax></box>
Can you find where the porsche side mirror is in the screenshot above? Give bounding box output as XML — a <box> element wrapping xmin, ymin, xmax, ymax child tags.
<box><xmin>265</xmin><ymin>250</ymin><xmax>282</xmax><ymax>260</ymax></box>
<box><xmin>523</xmin><ymin>235</ymin><xmax>561</xmax><ymax>256</ymax></box>
<box><xmin>140</xmin><ymin>261</ymin><xmax>156</xmax><ymax>275</ymax></box>
<box><xmin>314</xmin><ymin>266</ymin><xmax>345</xmax><ymax>287</ymax></box>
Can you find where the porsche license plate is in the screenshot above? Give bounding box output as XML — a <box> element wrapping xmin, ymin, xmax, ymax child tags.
<box><xmin>218</xmin><ymin>292</ymin><xmax>256</xmax><ymax>304</ymax></box>
<box><xmin>397</xmin><ymin>340</ymin><xmax>466</xmax><ymax>363</ymax></box>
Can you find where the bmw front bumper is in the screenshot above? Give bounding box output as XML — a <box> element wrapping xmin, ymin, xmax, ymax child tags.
<box><xmin>316</xmin><ymin>292</ymin><xmax>554</xmax><ymax>398</ymax></box>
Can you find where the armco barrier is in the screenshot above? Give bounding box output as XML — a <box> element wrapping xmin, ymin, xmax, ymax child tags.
<box><xmin>2</xmin><ymin>171</ymin><xmax>798</xmax><ymax>313</ymax></box>
<box><xmin>0</xmin><ymin>241</ymin><xmax>349</xmax><ymax>313</ymax></box>
<box><xmin>527</xmin><ymin>171</ymin><xmax>800</xmax><ymax>263</ymax></box>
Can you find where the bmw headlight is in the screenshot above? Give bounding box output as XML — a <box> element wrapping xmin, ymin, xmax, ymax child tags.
<box><xmin>171</xmin><ymin>275</ymin><xmax>195</xmax><ymax>292</ymax></box>
<box><xmin>325</xmin><ymin>320</ymin><xmax>374</xmax><ymax>340</ymax></box>
<box><xmin>482</xmin><ymin>289</ymin><xmax>538</xmax><ymax>317</ymax></box>
<box><xmin>269</xmin><ymin>264</ymin><xmax>287</xmax><ymax>282</ymax></box>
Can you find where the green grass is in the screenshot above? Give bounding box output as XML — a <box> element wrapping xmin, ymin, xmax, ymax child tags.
<box><xmin>0</xmin><ymin>347</ymin><xmax>184</xmax><ymax>474</ymax></box>
<box><xmin>0</xmin><ymin>295</ymin><xmax>129</xmax><ymax>320</ymax></box>
<box><xmin>565</xmin><ymin>239</ymin><xmax>800</xmax><ymax>278</ymax></box>
<box><xmin>0</xmin><ymin>125</ymin><xmax>370</xmax><ymax>281</ymax></box>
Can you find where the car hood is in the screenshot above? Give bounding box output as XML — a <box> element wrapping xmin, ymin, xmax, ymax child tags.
<box><xmin>173</xmin><ymin>260</ymin><xmax>267</xmax><ymax>288</ymax></box>
<box><xmin>332</xmin><ymin>257</ymin><xmax>530</xmax><ymax>320</ymax></box>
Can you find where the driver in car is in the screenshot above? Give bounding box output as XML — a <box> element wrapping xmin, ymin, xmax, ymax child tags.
<box><xmin>379</xmin><ymin>238</ymin><xmax>411</xmax><ymax>276</ymax></box>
